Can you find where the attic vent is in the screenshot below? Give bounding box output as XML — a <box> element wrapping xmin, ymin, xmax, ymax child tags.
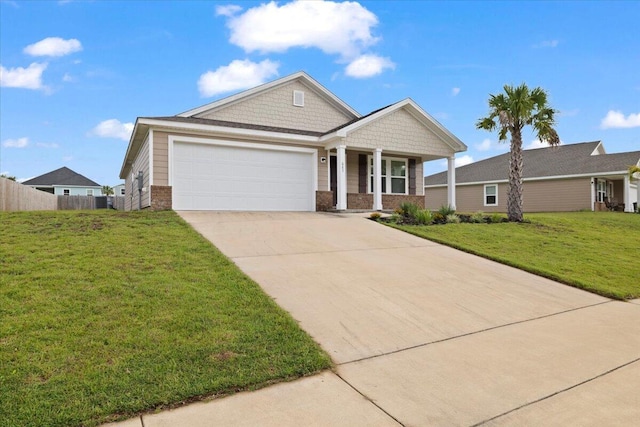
<box><xmin>293</xmin><ymin>90</ymin><xmax>304</xmax><ymax>107</ymax></box>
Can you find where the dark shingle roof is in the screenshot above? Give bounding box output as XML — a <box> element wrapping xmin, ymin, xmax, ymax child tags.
<box><xmin>143</xmin><ymin>116</ymin><xmax>325</xmax><ymax>137</ymax></box>
<box><xmin>424</xmin><ymin>141</ymin><xmax>640</xmax><ymax>186</ymax></box>
<box><xmin>23</xmin><ymin>167</ymin><xmax>101</xmax><ymax>187</ymax></box>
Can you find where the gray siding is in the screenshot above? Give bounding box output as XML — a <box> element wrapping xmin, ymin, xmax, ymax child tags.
<box><xmin>125</xmin><ymin>135</ymin><xmax>150</xmax><ymax>211</ymax></box>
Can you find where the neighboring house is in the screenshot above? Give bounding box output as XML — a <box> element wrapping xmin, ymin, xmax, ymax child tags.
<box><xmin>113</xmin><ymin>184</ymin><xmax>126</xmax><ymax>197</ymax></box>
<box><xmin>119</xmin><ymin>71</ymin><xmax>467</xmax><ymax>212</ymax></box>
<box><xmin>424</xmin><ymin>141</ymin><xmax>640</xmax><ymax>213</ymax></box>
<box><xmin>23</xmin><ymin>167</ymin><xmax>103</xmax><ymax>196</ymax></box>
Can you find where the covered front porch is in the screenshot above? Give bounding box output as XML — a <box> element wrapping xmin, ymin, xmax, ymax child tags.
<box><xmin>591</xmin><ymin>175</ymin><xmax>638</xmax><ymax>212</ymax></box>
<box><xmin>314</xmin><ymin>99</ymin><xmax>466</xmax><ymax>212</ymax></box>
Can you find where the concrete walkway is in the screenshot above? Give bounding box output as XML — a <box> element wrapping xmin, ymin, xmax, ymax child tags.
<box><xmin>106</xmin><ymin>212</ymin><xmax>640</xmax><ymax>426</ymax></box>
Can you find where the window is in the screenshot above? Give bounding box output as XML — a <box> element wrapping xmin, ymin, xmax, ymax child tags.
<box><xmin>597</xmin><ymin>180</ymin><xmax>607</xmax><ymax>202</ymax></box>
<box><xmin>293</xmin><ymin>90</ymin><xmax>304</xmax><ymax>107</ymax></box>
<box><xmin>86</xmin><ymin>189</ymin><xmax>93</xmax><ymax>196</ymax></box>
<box><xmin>120</xmin><ymin>188</ymin><xmax>125</xmax><ymax>196</ymax></box>
<box><xmin>369</xmin><ymin>157</ymin><xmax>407</xmax><ymax>194</ymax></box>
<box><xmin>63</xmin><ymin>189</ymin><xmax>70</xmax><ymax>196</ymax></box>
<box><xmin>484</xmin><ymin>184</ymin><xmax>498</xmax><ymax>206</ymax></box>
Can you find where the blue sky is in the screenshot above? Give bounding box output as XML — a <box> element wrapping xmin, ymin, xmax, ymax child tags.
<box><xmin>1</xmin><ymin>0</ymin><xmax>638</xmax><ymax>186</ymax></box>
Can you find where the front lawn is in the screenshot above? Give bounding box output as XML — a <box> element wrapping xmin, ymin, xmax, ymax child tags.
<box><xmin>390</xmin><ymin>212</ymin><xmax>640</xmax><ymax>300</ymax></box>
<box><xmin>0</xmin><ymin>211</ymin><xmax>331</xmax><ymax>427</ymax></box>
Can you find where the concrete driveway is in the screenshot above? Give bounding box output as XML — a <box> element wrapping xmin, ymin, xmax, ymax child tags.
<box><xmin>114</xmin><ymin>212</ymin><xmax>640</xmax><ymax>426</ymax></box>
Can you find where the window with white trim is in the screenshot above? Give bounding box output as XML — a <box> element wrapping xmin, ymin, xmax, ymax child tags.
<box><xmin>86</xmin><ymin>189</ymin><xmax>93</xmax><ymax>196</ymax></box>
<box><xmin>369</xmin><ymin>156</ymin><xmax>407</xmax><ymax>194</ymax></box>
<box><xmin>293</xmin><ymin>90</ymin><xmax>304</xmax><ymax>107</ymax></box>
<box><xmin>63</xmin><ymin>189</ymin><xmax>70</xmax><ymax>196</ymax></box>
<box><xmin>120</xmin><ymin>188</ymin><xmax>125</xmax><ymax>196</ymax></box>
<box><xmin>597</xmin><ymin>180</ymin><xmax>607</xmax><ymax>202</ymax></box>
<box><xmin>484</xmin><ymin>184</ymin><xmax>498</xmax><ymax>206</ymax></box>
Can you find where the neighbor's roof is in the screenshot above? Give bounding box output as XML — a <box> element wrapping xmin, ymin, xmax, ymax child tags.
<box><xmin>22</xmin><ymin>167</ymin><xmax>101</xmax><ymax>187</ymax></box>
<box><xmin>424</xmin><ymin>141</ymin><xmax>640</xmax><ymax>186</ymax></box>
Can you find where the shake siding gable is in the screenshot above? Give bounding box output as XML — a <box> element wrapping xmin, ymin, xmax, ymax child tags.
<box><xmin>195</xmin><ymin>81</ymin><xmax>353</xmax><ymax>133</ymax></box>
<box><xmin>345</xmin><ymin>109</ymin><xmax>454</xmax><ymax>157</ymax></box>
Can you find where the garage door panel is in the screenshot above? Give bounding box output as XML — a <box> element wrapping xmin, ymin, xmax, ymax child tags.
<box><xmin>172</xmin><ymin>142</ymin><xmax>314</xmax><ymax>211</ymax></box>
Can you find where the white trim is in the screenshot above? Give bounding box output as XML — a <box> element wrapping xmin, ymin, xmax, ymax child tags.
<box><xmin>140</xmin><ymin>118</ymin><xmax>321</xmax><ymax>144</ymax></box>
<box><xmin>293</xmin><ymin>90</ymin><xmax>304</xmax><ymax>107</ymax></box>
<box><xmin>367</xmin><ymin>155</ymin><xmax>408</xmax><ymax>195</ymax></box>
<box><xmin>168</xmin><ymin>135</ymin><xmax>318</xmax><ymax>211</ymax></box>
<box><xmin>590</xmin><ymin>178</ymin><xmax>596</xmax><ymax>211</ymax></box>
<box><xmin>324</xmin><ymin>98</ymin><xmax>467</xmax><ymax>152</ymax></box>
<box><xmin>623</xmin><ymin>175</ymin><xmax>632</xmax><ymax>212</ymax></box>
<box><xmin>148</xmin><ymin>129</ymin><xmax>154</xmax><ymax>186</ymax></box>
<box><xmin>483</xmin><ymin>184</ymin><xmax>498</xmax><ymax>206</ymax></box>
<box><xmin>177</xmin><ymin>71</ymin><xmax>359</xmax><ymax>118</ymax></box>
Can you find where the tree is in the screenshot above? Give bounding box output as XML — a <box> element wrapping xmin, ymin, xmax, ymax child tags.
<box><xmin>629</xmin><ymin>165</ymin><xmax>640</xmax><ymax>179</ymax></box>
<box><xmin>102</xmin><ymin>185</ymin><xmax>114</xmax><ymax>196</ymax></box>
<box><xmin>476</xmin><ymin>83</ymin><xmax>560</xmax><ymax>222</ymax></box>
<box><xmin>0</xmin><ymin>174</ymin><xmax>17</xmax><ymax>181</ymax></box>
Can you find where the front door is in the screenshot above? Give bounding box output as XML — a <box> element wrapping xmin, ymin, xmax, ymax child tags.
<box><xmin>330</xmin><ymin>155</ymin><xmax>337</xmax><ymax>207</ymax></box>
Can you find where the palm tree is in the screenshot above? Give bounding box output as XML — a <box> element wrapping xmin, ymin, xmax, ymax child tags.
<box><xmin>102</xmin><ymin>185</ymin><xmax>114</xmax><ymax>196</ymax></box>
<box><xmin>629</xmin><ymin>165</ymin><xmax>640</xmax><ymax>179</ymax></box>
<box><xmin>477</xmin><ymin>83</ymin><xmax>560</xmax><ymax>222</ymax></box>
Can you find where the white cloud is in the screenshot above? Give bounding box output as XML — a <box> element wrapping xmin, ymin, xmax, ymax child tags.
<box><xmin>455</xmin><ymin>155</ymin><xmax>474</xmax><ymax>167</ymax></box>
<box><xmin>24</xmin><ymin>37</ymin><xmax>82</xmax><ymax>57</ymax></box>
<box><xmin>216</xmin><ymin>4</ymin><xmax>242</xmax><ymax>17</ymax></box>
<box><xmin>451</xmin><ymin>87</ymin><xmax>460</xmax><ymax>96</ymax></box>
<box><xmin>224</xmin><ymin>1</ymin><xmax>379</xmax><ymax>60</ymax></box>
<box><xmin>600</xmin><ymin>110</ymin><xmax>640</xmax><ymax>129</ymax></box>
<box><xmin>62</xmin><ymin>72</ymin><xmax>74</xmax><ymax>82</ymax></box>
<box><xmin>476</xmin><ymin>138</ymin><xmax>492</xmax><ymax>151</ymax></box>
<box><xmin>0</xmin><ymin>62</ymin><xmax>47</xmax><ymax>89</ymax></box>
<box><xmin>90</xmin><ymin>119</ymin><xmax>134</xmax><ymax>141</ymax></box>
<box><xmin>525</xmin><ymin>139</ymin><xmax>563</xmax><ymax>150</ymax></box>
<box><xmin>533</xmin><ymin>39</ymin><xmax>559</xmax><ymax>48</ymax></box>
<box><xmin>2</xmin><ymin>137</ymin><xmax>29</xmax><ymax>148</ymax></box>
<box><xmin>36</xmin><ymin>142</ymin><xmax>59</xmax><ymax>148</ymax></box>
<box><xmin>345</xmin><ymin>54</ymin><xmax>394</xmax><ymax>78</ymax></box>
<box><xmin>198</xmin><ymin>59</ymin><xmax>279</xmax><ymax>97</ymax></box>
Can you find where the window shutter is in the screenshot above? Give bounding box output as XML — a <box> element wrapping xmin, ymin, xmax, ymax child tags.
<box><xmin>408</xmin><ymin>159</ymin><xmax>416</xmax><ymax>195</ymax></box>
<box><xmin>358</xmin><ymin>154</ymin><xmax>367</xmax><ymax>193</ymax></box>
<box><xmin>293</xmin><ymin>90</ymin><xmax>304</xmax><ymax>107</ymax></box>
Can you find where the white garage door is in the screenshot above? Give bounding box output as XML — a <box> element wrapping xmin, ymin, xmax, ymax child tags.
<box><xmin>172</xmin><ymin>141</ymin><xmax>315</xmax><ymax>211</ymax></box>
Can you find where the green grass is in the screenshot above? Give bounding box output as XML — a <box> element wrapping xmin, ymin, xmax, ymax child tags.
<box><xmin>0</xmin><ymin>211</ymin><xmax>331</xmax><ymax>427</ymax></box>
<box><xmin>389</xmin><ymin>212</ymin><xmax>640</xmax><ymax>300</ymax></box>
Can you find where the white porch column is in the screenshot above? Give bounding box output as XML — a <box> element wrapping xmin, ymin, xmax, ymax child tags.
<box><xmin>373</xmin><ymin>148</ymin><xmax>383</xmax><ymax>210</ymax></box>
<box><xmin>623</xmin><ymin>175</ymin><xmax>632</xmax><ymax>212</ymax></box>
<box><xmin>336</xmin><ymin>144</ymin><xmax>347</xmax><ymax>210</ymax></box>
<box><xmin>447</xmin><ymin>155</ymin><xmax>456</xmax><ymax>210</ymax></box>
<box><xmin>637</xmin><ymin>178</ymin><xmax>640</xmax><ymax>212</ymax></box>
<box><xmin>590</xmin><ymin>178</ymin><xmax>596</xmax><ymax>211</ymax></box>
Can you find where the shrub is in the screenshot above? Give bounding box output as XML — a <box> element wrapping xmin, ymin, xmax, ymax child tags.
<box><xmin>399</xmin><ymin>202</ymin><xmax>420</xmax><ymax>219</ymax></box>
<box><xmin>438</xmin><ymin>204</ymin><xmax>456</xmax><ymax>216</ymax></box>
<box><xmin>432</xmin><ymin>212</ymin><xmax>445</xmax><ymax>224</ymax></box>
<box><xmin>446</xmin><ymin>213</ymin><xmax>460</xmax><ymax>224</ymax></box>
<box><xmin>370</xmin><ymin>212</ymin><xmax>381</xmax><ymax>220</ymax></box>
<box><xmin>414</xmin><ymin>209</ymin><xmax>433</xmax><ymax>225</ymax></box>
<box><xmin>488</xmin><ymin>212</ymin><xmax>504</xmax><ymax>223</ymax></box>
<box><xmin>471</xmin><ymin>211</ymin><xmax>485</xmax><ymax>223</ymax></box>
<box><xmin>389</xmin><ymin>212</ymin><xmax>401</xmax><ymax>223</ymax></box>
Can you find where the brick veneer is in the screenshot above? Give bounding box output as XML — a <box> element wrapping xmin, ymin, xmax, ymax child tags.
<box><xmin>150</xmin><ymin>185</ymin><xmax>172</xmax><ymax>211</ymax></box>
<box><xmin>316</xmin><ymin>191</ymin><xmax>334</xmax><ymax>211</ymax></box>
<box><xmin>346</xmin><ymin>193</ymin><xmax>425</xmax><ymax>210</ymax></box>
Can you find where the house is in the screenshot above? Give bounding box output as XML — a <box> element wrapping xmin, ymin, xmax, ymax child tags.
<box><xmin>23</xmin><ymin>167</ymin><xmax>102</xmax><ymax>196</ymax></box>
<box><xmin>424</xmin><ymin>141</ymin><xmax>640</xmax><ymax>213</ymax></box>
<box><xmin>119</xmin><ymin>71</ymin><xmax>466</xmax><ymax>212</ymax></box>
<box><xmin>113</xmin><ymin>184</ymin><xmax>126</xmax><ymax>197</ymax></box>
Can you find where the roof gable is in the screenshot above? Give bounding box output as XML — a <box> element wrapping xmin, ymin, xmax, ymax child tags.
<box><xmin>324</xmin><ymin>99</ymin><xmax>467</xmax><ymax>155</ymax></box>
<box><xmin>424</xmin><ymin>141</ymin><xmax>640</xmax><ymax>186</ymax></box>
<box><xmin>178</xmin><ymin>72</ymin><xmax>359</xmax><ymax>133</ymax></box>
<box><xmin>23</xmin><ymin>167</ymin><xmax>101</xmax><ymax>187</ymax></box>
